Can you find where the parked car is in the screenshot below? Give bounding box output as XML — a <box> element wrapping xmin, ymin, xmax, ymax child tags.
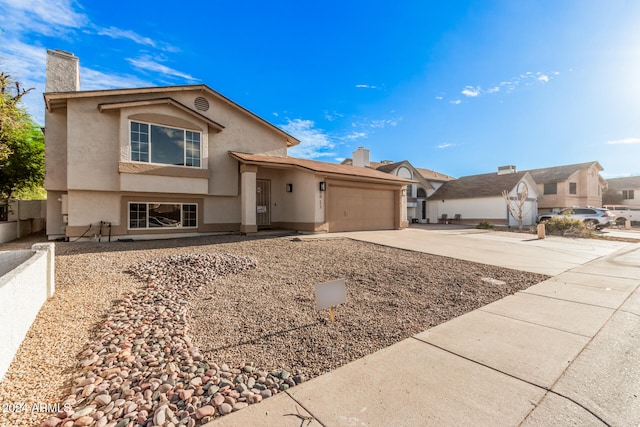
<box><xmin>603</xmin><ymin>205</ymin><xmax>640</xmax><ymax>225</ymax></box>
<box><xmin>536</xmin><ymin>207</ymin><xmax>616</xmax><ymax>230</ymax></box>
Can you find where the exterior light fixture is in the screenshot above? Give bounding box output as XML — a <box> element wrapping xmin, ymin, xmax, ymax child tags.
<box><xmin>319</xmin><ymin>182</ymin><xmax>326</xmax><ymax>191</ymax></box>
<box><xmin>286</xmin><ymin>183</ymin><xmax>293</xmax><ymax>192</ymax></box>
<box><xmin>402</xmin><ymin>188</ymin><xmax>407</xmax><ymax>196</ymax></box>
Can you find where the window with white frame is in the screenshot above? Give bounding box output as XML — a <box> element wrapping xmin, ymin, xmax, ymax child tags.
<box><xmin>128</xmin><ymin>203</ymin><xmax>198</xmax><ymax>229</ymax></box>
<box><xmin>130</xmin><ymin>121</ymin><xmax>201</xmax><ymax>167</ymax></box>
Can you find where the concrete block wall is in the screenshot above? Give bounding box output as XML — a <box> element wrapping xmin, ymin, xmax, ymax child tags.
<box><xmin>0</xmin><ymin>243</ymin><xmax>55</xmax><ymax>381</ymax></box>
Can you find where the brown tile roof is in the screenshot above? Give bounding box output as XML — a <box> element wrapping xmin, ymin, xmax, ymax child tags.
<box><xmin>375</xmin><ymin>161</ymin><xmax>406</xmax><ymax>173</ymax></box>
<box><xmin>229</xmin><ymin>152</ymin><xmax>414</xmax><ymax>184</ymax></box>
<box><xmin>428</xmin><ymin>171</ymin><xmax>529</xmax><ymax>200</ymax></box>
<box><xmin>606</xmin><ymin>176</ymin><xmax>640</xmax><ymax>190</ymax></box>
<box><xmin>525</xmin><ymin>161</ymin><xmax>602</xmax><ymax>183</ymax></box>
<box><xmin>415</xmin><ymin>168</ymin><xmax>456</xmax><ymax>182</ymax></box>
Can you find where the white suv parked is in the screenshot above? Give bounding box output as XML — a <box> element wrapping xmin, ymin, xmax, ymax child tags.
<box><xmin>536</xmin><ymin>207</ymin><xmax>616</xmax><ymax>230</ymax></box>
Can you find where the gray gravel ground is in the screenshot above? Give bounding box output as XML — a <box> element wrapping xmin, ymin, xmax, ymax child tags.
<box><xmin>0</xmin><ymin>233</ymin><xmax>548</xmax><ymax>426</ymax></box>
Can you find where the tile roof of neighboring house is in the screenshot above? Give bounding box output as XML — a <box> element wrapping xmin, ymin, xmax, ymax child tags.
<box><xmin>606</xmin><ymin>176</ymin><xmax>640</xmax><ymax>190</ymax></box>
<box><xmin>341</xmin><ymin>158</ymin><xmax>455</xmax><ymax>181</ymax></box>
<box><xmin>524</xmin><ymin>161</ymin><xmax>602</xmax><ymax>183</ymax></box>
<box><xmin>44</xmin><ymin>84</ymin><xmax>300</xmax><ymax>147</ymax></box>
<box><xmin>428</xmin><ymin>171</ymin><xmax>529</xmax><ymax>200</ymax></box>
<box><xmin>229</xmin><ymin>152</ymin><xmax>415</xmax><ymax>184</ymax></box>
<box><xmin>415</xmin><ymin>168</ymin><xmax>456</xmax><ymax>182</ymax></box>
<box><xmin>375</xmin><ymin>161</ymin><xmax>407</xmax><ymax>173</ymax></box>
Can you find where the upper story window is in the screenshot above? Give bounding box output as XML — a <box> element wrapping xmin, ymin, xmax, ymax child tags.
<box><xmin>130</xmin><ymin>121</ymin><xmax>201</xmax><ymax>167</ymax></box>
<box><xmin>623</xmin><ymin>190</ymin><xmax>635</xmax><ymax>200</ymax></box>
<box><xmin>569</xmin><ymin>182</ymin><xmax>577</xmax><ymax>194</ymax></box>
<box><xmin>543</xmin><ymin>182</ymin><xmax>557</xmax><ymax>195</ymax></box>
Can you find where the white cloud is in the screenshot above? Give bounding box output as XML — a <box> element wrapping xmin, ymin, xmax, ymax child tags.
<box><xmin>461</xmin><ymin>86</ymin><xmax>480</xmax><ymax>97</ymax></box>
<box><xmin>355</xmin><ymin>84</ymin><xmax>378</xmax><ymax>89</ymax></box>
<box><xmin>0</xmin><ymin>0</ymin><xmax>87</xmax><ymax>35</ymax></box>
<box><xmin>80</xmin><ymin>68</ymin><xmax>152</xmax><ymax>90</ymax></box>
<box><xmin>606</xmin><ymin>137</ymin><xmax>640</xmax><ymax>145</ymax></box>
<box><xmin>369</xmin><ymin>118</ymin><xmax>398</xmax><ymax>128</ymax></box>
<box><xmin>435</xmin><ymin>95</ymin><xmax>443</xmax><ymax>100</ymax></box>
<box><xmin>445</xmin><ymin>70</ymin><xmax>559</xmax><ymax>103</ymax></box>
<box><xmin>324</xmin><ymin>110</ymin><xmax>344</xmax><ymax>121</ymax></box>
<box><xmin>280</xmin><ymin>119</ymin><xmax>336</xmax><ymax>159</ymax></box>
<box><xmin>344</xmin><ymin>131</ymin><xmax>367</xmax><ymax>140</ymax></box>
<box><xmin>126</xmin><ymin>56</ymin><xmax>197</xmax><ymax>81</ymax></box>
<box><xmin>437</xmin><ymin>143</ymin><xmax>456</xmax><ymax>149</ymax></box>
<box><xmin>95</xmin><ymin>26</ymin><xmax>157</xmax><ymax>48</ymax></box>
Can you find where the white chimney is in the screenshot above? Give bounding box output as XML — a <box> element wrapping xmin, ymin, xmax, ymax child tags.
<box><xmin>497</xmin><ymin>165</ymin><xmax>516</xmax><ymax>175</ymax></box>
<box><xmin>352</xmin><ymin>146</ymin><xmax>370</xmax><ymax>167</ymax></box>
<box><xmin>46</xmin><ymin>49</ymin><xmax>80</xmax><ymax>92</ymax></box>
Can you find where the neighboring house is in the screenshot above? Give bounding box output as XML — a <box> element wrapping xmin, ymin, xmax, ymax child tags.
<box><xmin>43</xmin><ymin>50</ymin><xmax>410</xmax><ymax>241</ymax></box>
<box><xmin>427</xmin><ymin>167</ymin><xmax>541</xmax><ymax>227</ymax></box>
<box><xmin>525</xmin><ymin>161</ymin><xmax>606</xmax><ymax>213</ymax></box>
<box><xmin>605</xmin><ymin>176</ymin><xmax>640</xmax><ymax>206</ymax></box>
<box><xmin>342</xmin><ymin>147</ymin><xmax>454</xmax><ymax>223</ymax></box>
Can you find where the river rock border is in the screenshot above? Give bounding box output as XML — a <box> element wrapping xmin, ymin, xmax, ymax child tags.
<box><xmin>41</xmin><ymin>253</ymin><xmax>305</xmax><ymax>427</ymax></box>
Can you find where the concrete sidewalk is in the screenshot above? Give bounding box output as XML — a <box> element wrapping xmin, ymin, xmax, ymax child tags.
<box><xmin>205</xmin><ymin>231</ymin><xmax>640</xmax><ymax>426</ymax></box>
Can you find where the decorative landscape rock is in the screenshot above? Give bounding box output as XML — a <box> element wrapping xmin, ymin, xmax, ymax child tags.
<box><xmin>40</xmin><ymin>253</ymin><xmax>305</xmax><ymax>427</ymax></box>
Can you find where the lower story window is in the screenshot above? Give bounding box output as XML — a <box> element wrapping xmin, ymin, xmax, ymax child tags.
<box><xmin>129</xmin><ymin>203</ymin><xmax>197</xmax><ymax>229</ymax></box>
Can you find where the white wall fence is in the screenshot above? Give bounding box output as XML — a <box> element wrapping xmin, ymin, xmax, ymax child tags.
<box><xmin>0</xmin><ymin>243</ymin><xmax>55</xmax><ymax>381</ymax></box>
<box><xmin>0</xmin><ymin>199</ymin><xmax>47</xmax><ymax>244</ymax></box>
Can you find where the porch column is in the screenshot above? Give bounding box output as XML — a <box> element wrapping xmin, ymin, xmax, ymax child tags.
<box><xmin>240</xmin><ymin>164</ymin><xmax>258</xmax><ymax>233</ymax></box>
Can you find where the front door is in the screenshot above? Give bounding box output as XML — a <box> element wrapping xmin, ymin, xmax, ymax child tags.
<box><xmin>256</xmin><ymin>179</ymin><xmax>271</xmax><ymax>227</ymax></box>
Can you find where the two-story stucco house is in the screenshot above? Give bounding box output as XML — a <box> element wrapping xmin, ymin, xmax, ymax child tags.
<box><xmin>525</xmin><ymin>161</ymin><xmax>606</xmax><ymax>213</ymax></box>
<box><xmin>605</xmin><ymin>176</ymin><xmax>640</xmax><ymax>206</ymax></box>
<box><xmin>43</xmin><ymin>50</ymin><xmax>410</xmax><ymax>241</ymax></box>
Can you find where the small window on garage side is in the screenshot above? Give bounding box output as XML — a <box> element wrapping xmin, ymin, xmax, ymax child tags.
<box><xmin>569</xmin><ymin>182</ymin><xmax>577</xmax><ymax>194</ymax></box>
<box><xmin>544</xmin><ymin>182</ymin><xmax>557</xmax><ymax>195</ymax></box>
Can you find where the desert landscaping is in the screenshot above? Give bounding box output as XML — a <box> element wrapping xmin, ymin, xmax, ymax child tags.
<box><xmin>0</xmin><ymin>234</ymin><xmax>548</xmax><ymax>426</ymax></box>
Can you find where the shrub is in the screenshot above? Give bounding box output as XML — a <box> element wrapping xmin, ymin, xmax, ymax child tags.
<box><xmin>476</xmin><ymin>221</ymin><xmax>494</xmax><ymax>229</ymax></box>
<box><xmin>544</xmin><ymin>216</ymin><xmax>595</xmax><ymax>238</ymax></box>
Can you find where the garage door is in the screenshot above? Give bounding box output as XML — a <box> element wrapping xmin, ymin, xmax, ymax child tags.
<box><xmin>327</xmin><ymin>185</ymin><xmax>396</xmax><ymax>232</ymax></box>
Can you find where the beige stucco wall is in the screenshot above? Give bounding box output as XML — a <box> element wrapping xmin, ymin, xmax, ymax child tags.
<box><xmin>67</xmin><ymin>191</ymin><xmax>121</xmax><ymax>227</ymax></box>
<box><xmin>66</xmin><ymin>98</ymin><xmax>120</xmax><ymax>191</ymax></box>
<box><xmin>255</xmin><ymin>168</ymin><xmax>324</xmax><ymax>226</ymax></box>
<box><xmin>202</xmin><ymin>196</ymin><xmax>239</xmax><ymax>224</ymax></box>
<box><xmin>44</xmin><ymin>109</ymin><xmax>68</xmax><ymax>191</ymax></box>
<box><xmin>120</xmin><ymin>174</ymin><xmax>209</xmax><ymax>194</ymax></box>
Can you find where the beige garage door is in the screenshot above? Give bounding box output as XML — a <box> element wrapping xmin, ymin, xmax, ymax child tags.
<box><xmin>327</xmin><ymin>185</ymin><xmax>396</xmax><ymax>232</ymax></box>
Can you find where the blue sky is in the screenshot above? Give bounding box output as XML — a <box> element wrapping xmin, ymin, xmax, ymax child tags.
<box><xmin>1</xmin><ymin>0</ymin><xmax>639</xmax><ymax>178</ymax></box>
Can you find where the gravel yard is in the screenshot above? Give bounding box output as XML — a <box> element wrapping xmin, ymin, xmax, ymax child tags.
<box><xmin>0</xmin><ymin>233</ymin><xmax>548</xmax><ymax>426</ymax></box>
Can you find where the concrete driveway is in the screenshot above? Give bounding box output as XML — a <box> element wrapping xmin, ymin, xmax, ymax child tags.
<box><xmin>312</xmin><ymin>226</ymin><xmax>635</xmax><ymax>275</ymax></box>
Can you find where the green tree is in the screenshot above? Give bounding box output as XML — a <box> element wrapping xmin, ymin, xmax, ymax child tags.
<box><xmin>0</xmin><ymin>72</ymin><xmax>44</xmax><ymax>199</ymax></box>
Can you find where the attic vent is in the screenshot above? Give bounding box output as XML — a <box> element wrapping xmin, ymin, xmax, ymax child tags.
<box><xmin>194</xmin><ymin>96</ymin><xmax>210</xmax><ymax>112</ymax></box>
